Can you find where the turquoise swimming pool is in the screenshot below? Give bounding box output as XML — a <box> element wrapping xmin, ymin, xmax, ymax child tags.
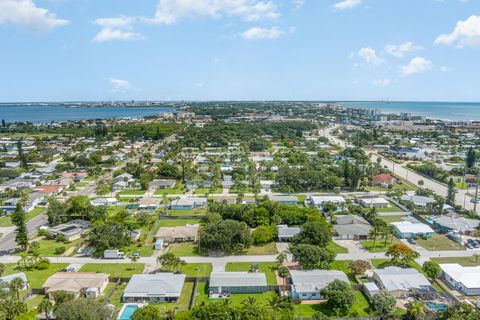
<box><xmin>118</xmin><ymin>304</ymin><xmax>138</xmax><ymax>320</ymax></box>
<box><xmin>426</xmin><ymin>301</ymin><xmax>448</xmax><ymax>311</ymax></box>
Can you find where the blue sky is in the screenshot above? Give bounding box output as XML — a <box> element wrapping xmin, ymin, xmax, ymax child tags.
<box><xmin>1</xmin><ymin>0</ymin><xmax>480</xmax><ymax>102</ymax></box>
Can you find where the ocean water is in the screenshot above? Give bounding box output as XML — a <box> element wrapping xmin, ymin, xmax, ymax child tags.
<box><xmin>334</xmin><ymin>101</ymin><xmax>480</xmax><ymax>121</ymax></box>
<box><xmin>0</xmin><ymin>104</ymin><xmax>177</xmax><ymax>123</ymax></box>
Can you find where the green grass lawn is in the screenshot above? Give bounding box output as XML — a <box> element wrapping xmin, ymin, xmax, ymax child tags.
<box><xmin>178</xmin><ymin>263</ymin><xmax>212</xmax><ymax>277</ymax></box>
<box><xmin>76</xmin><ymin>181</ymin><xmax>89</xmax><ymax>187</ymax></box>
<box><xmin>119</xmin><ymin>189</ymin><xmax>146</xmax><ymax>196</ymax></box>
<box><xmin>370</xmin><ymin>259</ymin><xmax>423</xmax><ymax>273</ymax></box>
<box><xmin>35</xmin><ymin>238</ymin><xmax>84</xmax><ymax>256</ymax></box>
<box><xmin>0</xmin><ymin>207</ymin><xmax>45</xmax><ymax>227</ymax></box>
<box><xmin>242</xmin><ymin>242</ymin><xmax>278</xmax><ymax>255</ymax></box>
<box><xmin>329</xmin><ymin>260</ymin><xmax>356</xmax><ymax>283</ymax></box>
<box><xmin>416</xmin><ymin>233</ymin><xmax>465</xmax><ymax>251</ymax></box>
<box><xmin>225</xmin><ymin>262</ymin><xmax>278</xmax><ymax>285</ymax></box>
<box><xmin>195</xmin><ymin>281</ymin><xmax>277</xmax><ymax>306</ymax></box>
<box><xmin>78</xmin><ymin>263</ymin><xmax>145</xmax><ymax>278</ymax></box>
<box><xmin>378</xmin><ymin>202</ymin><xmax>405</xmax><ymax>213</ymax></box>
<box><xmin>194</xmin><ymin>188</ymin><xmax>223</xmax><ymax>195</ymax></box>
<box><xmin>167</xmin><ymin>209</ymin><xmax>208</xmax><ymax>217</ymax></box>
<box><xmin>362</xmin><ymin>237</ymin><xmax>402</xmax><ymax>253</ymax></box>
<box><xmin>297</xmin><ymin>195</ymin><xmax>307</xmax><ymax>202</ymax></box>
<box><xmin>293</xmin><ymin>291</ymin><xmax>370</xmax><ymax>318</ymax></box>
<box><xmin>327</xmin><ymin>241</ymin><xmax>348</xmax><ymax>254</ymax></box>
<box><xmin>378</xmin><ymin>215</ymin><xmax>407</xmax><ymax>224</ymax></box>
<box><xmin>432</xmin><ymin>256</ymin><xmax>480</xmax><ymax>266</ymax></box>
<box><xmin>157</xmin><ymin>218</ymin><xmax>205</xmax><ymax>228</ymax></box>
<box><xmin>169</xmin><ymin>242</ymin><xmax>201</xmax><ymax>256</ymax></box>
<box><xmin>26</xmin><ymin>294</ymin><xmax>46</xmax><ymax>311</ymax></box>
<box><xmin>3</xmin><ymin>263</ymin><xmax>68</xmax><ymax>289</ymax></box>
<box><xmin>107</xmin><ymin>282</ymin><xmax>126</xmax><ymax>310</ymax></box>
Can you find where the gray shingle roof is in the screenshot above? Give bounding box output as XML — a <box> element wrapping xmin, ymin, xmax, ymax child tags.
<box><xmin>209</xmin><ymin>272</ymin><xmax>267</xmax><ymax>288</ymax></box>
<box><xmin>123</xmin><ymin>273</ymin><xmax>186</xmax><ymax>298</ymax></box>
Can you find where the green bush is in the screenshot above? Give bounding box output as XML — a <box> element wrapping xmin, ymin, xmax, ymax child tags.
<box><xmin>55</xmin><ymin>246</ymin><xmax>66</xmax><ymax>254</ymax></box>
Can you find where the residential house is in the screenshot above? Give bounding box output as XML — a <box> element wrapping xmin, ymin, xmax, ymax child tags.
<box><xmin>277</xmin><ymin>225</ymin><xmax>301</xmax><ymax>242</ymax></box>
<box><xmin>357</xmin><ymin>196</ymin><xmax>389</xmax><ymax>209</ymax></box>
<box><xmin>309</xmin><ymin>196</ymin><xmax>346</xmax><ymax>211</ymax></box>
<box><xmin>122</xmin><ymin>273</ymin><xmax>186</xmax><ymax>303</ymax></box>
<box><xmin>391</xmin><ymin>221</ymin><xmax>434</xmax><ymax>239</ymax></box>
<box><xmin>170</xmin><ymin>198</ymin><xmax>207</xmax><ymax>210</ymax></box>
<box><xmin>333</xmin><ymin>214</ymin><xmax>372</xmax><ymax>240</ymax></box>
<box><xmin>43</xmin><ymin>272</ymin><xmax>109</xmax><ymax>300</ymax></box>
<box><xmin>138</xmin><ymin>198</ymin><xmax>161</xmax><ymax>211</ymax></box>
<box><xmin>149</xmin><ymin>179</ymin><xmax>176</xmax><ymax>190</ymax></box>
<box><xmin>91</xmin><ymin>198</ymin><xmax>117</xmax><ymax>207</ymax></box>
<box><xmin>290</xmin><ymin>270</ymin><xmax>349</xmax><ymax>301</ymax></box>
<box><xmin>431</xmin><ymin>214</ymin><xmax>479</xmax><ymax>234</ymax></box>
<box><xmin>0</xmin><ymin>198</ymin><xmax>20</xmax><ymax>214</ymax></box>
<box><xmin>209</xmin><ymin>272</ymin><xmax>267</xmax><ymax>295</ymax></box>
<box><xmin>46</xmin><ymin>219</ymin><xmax>91</xmax><ymax>241</ymax></box>
<box><xmin>439</xmin><ymin>264</ymin><xmax>480</xmax><ymax>296</ymax></box>
<box><xmin>372</xmin><ymin>173</ymin><xmax>396</xmax><ymax>187</ymax></box>
<box><xmin>372</xmin><ymin>267</ymin><xmax>435</xmax><ymax>298</ymax></box>
<box><xmin>269</xmin><ymin>196</ymin><xmax>298</xmax><ymax>205</ymax></box>
<box><xmin>400</xmin><ymin>195</ymin><xmax>435</xmax><ymax>207</ymax></box>
<box><xmin>155</xmin><ymin>225</ymin><xmax>199</xmax><ymax>243</ymax></box>
<box><xmin>0</xmin><ymin>272</ymin><xmax>28</xmax><ymax>290</ymax></box>
<box><xmin>214</xmin><ymin>196</ymin><xmax>237</xmax><ymax>205</ymax></box>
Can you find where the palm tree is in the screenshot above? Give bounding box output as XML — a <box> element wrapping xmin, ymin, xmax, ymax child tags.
<box><xmin>408</xmin><ymin>301</ymin><xmax>425</xmax><ymax>320</ymax></box>
<box><xmin>38</xmin><ymin>297</ymin><xmax>53</xmax><ymax>320</ymax></box>
<box><xmin>241</xmin><ymin>296</ymin><xmax>257</xmax><ymax>309</ymax></box>
<box><xmin>277</xmin><ymin>265</ymin><xmax>290</xmax><ymax>288</ymax></box>
<box><xmin>130</xmin><ymin>255</ymin><xmax>138</xmax><ymax>270</ymax></box>
<box><xmin>9</xmin><ymin>277</ymin><xmax>24</xmax><ymax>300</ymax></box>
<box><xmin>276</xmin><ymin>251</ymin><xmax>287</xmax><ymax>264</ymax></box>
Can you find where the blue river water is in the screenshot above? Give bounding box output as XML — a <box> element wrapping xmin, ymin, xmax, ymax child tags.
<box><xmin>0</xmin><ymin>104</ymin><xmax>177</xmax><ymax>123</ymax></box>
<box><xmin>334</xmin><ymin>101</ymin><xmax>480</xmax><ymax>121</ymax></box>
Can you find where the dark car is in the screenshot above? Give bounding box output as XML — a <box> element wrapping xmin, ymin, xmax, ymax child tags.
<box><xmin>465</xmin><ymin>243</ymin><xmax>473</xmax><ymax>249</ymax></box>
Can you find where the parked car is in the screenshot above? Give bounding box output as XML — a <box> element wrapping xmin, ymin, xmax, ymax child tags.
<box><xmin>465</xmin><ymin>243</ymin><xmax>473</xmax><ymax>249</ymax></box>
<box><xmin>131</xmin><ymin>253</ymin><xmax>141</xmax><ymax>259</ymax></box>
<box><xmin>407</xmin><ymin>238</ymin><xmax>416</xmax><ymax>244</ymax></box>
<box><xmin>470</xmin><ymin>198</ymin><xmax>479</xmax><ymax>204</ymax></box>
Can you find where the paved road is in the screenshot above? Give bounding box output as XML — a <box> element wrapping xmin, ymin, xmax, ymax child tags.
<box><xmin>0</xmin><ymin>213</ymin><xmax>48</xmax><ymax>255</ymax></box>
<box><xmin>323</xmin><ymin>125</ymin><xmax>479</xmax><ymax>214</ymax></box>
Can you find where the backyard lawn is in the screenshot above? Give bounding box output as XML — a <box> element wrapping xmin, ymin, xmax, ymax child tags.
<box><xmin>169</xmin><ymin>242</ymin><xmax>201</xmax><ymax>256</ymax></box>
<box><xmin>157</xmin><ymin>218</ymin><xmax>205</xmax><ymax>228</ymax></box>
<box><xmin>432</xmin><ymin>256</ymin><xmax>480</xmax><ymax>267</ymax></box>
<box><xmin>377</xmin><ymin>202</ymin><xmax>405</xmax><ymax>213</ymax></box>
<box><xmin>118</xmin><ymin>189</ymin><xmax>146</xmax><ymax>196</ymax></box>
<box><xmin>3</xmin><ymin>263</ymin><xmax>68</xmax><ymax>289</ymax></box>
<box><xmin>242</xmin><ymin>242</ymin><xmax>278</xmax><ymax>255</ymax></box>
<box><xmin>194</xmin><ymin>188</ymin><xmax>223</xmax><ymax>195</ymax></box>
<box><xmin>370</xmin><ymin>259</ymin><xmax>422</xmax><ymax>273</ymax></box>
<box><xmin>378</xmin><ymin>215</ymin><xmax>407</xmax><ymax>224</ymax></box>
<box><xmin>416</xmin><ymin>233</ymin><xmax>465</xmax><ymax>251</ymax></box>
<box><xmin>78</xmin><ymin>263</ymin><xmax>145</xmax><ymax>278</ymax></box>
<box><xmin>225</xmin><ymin>262</ymin><xmax>278</xmax><ymax>285</ymax></box>
<box><xmin>0</xmin><ymin>207</ymin><xmax>46</xmax><ymax>227</ymax></box>
<box><xmin>167</xmin><ymin>209</ymin><xmax>208</xmax><ymax>217</ymax></box>
<box><xmin>26</xmin><ymin>294</ymin><xmax>46</xmax><ymax>310</ymax></box>
<box><xmin>195</xmin><ymin>282</ymin><xmax>277</xmax><ymax>306</ymax></box>
<box><xmin>293</xmin><ymin>291</ymin><xmax>370</xmax><ymax>318</ymax></box>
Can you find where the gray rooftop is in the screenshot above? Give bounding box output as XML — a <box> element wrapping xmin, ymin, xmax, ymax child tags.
<box><xmin>209</xmin><ymin>272</ymin><xmax>267</xmax><ymax>288</ymax></box>
<box><xmin>374</xmin><ymin>267</ymin><xmax>433</xmax><ymax>292</ymax></box>
<box><xmin>123</xmin><ymin>273</ymin><xmax>186</xmax><ymax>298</ymax></box>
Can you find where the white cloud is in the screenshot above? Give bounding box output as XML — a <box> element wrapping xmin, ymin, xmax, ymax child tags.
<box><xmin>332</xmin><ymin>0</ymin><xmax>361</xmax><ymax>11</ymax></box>
<box><xmin>241</xmin><ymin>26</ymin><xmax>290</xmax><ymax>40</ymax></box>
<box><xmin>435</xmin><ymin>15</ymin><xmax>480</xmax><ymax>47</ymax></box>
<box><xmin>0</xmin><ymin>0</ymin><xmax>69</xmax><ymax>32</ymax></box>
<box><xmin>148</xmin><ymin>0</ymin><xmax>280</xmax><ymax>25</ymax></box>
<box><xmin>109</xmin><ymin>78</ymin><xmax>133</xmax><ymax>92</ymax></box>
<box><xmin>373</xmin><ymin>78</ymin><xmax>391</xmax><ymax>87</ymax></box>
<box><xmin>400</xmin><ymin>57</ymin><xmax>433</xmax><ymax>75</ymax></box>
<box><xmin>356</xmin><ymin>47</ymin><xmax>384</xmax><ymax>65</ymax></box>
<box><xmin>93</xmin><ymin>16</ymin><xmax>143</xmax><ymax>43</ymax></box>
<box><xmin>384</xmin><ymin>41</ymin><xmax>423</xmax><ymax>58</ymax></box>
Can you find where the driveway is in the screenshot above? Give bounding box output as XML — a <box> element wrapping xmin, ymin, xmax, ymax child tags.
<box><xmin>334</xmin><ymin>240</ymin><xmax>366</xmax><ymax>254</ymax></box>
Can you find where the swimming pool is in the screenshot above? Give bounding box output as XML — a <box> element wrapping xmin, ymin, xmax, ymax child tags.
<box><xmin>118</xmin><ymin>304</ymin><xmax>139</xmax><ymax>320</ymax></box>
<box><xmin>426</xmin><ymin>301</ymin><xmax>448</xmax><ymax>311</ymax></box>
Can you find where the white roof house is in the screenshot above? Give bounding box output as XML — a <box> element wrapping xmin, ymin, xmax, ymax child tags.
<box><xmin>277</xmin><ymin>225</ymin><xmax>301</xmax><ymax>242</ymax></box>
<box><xmin>357</xmin><ymin>197</ymin><xmax>389</xmax><ymax>208</ymax></box>
<box><xmin>310</xmin><ymin>196</ymin><xmax>345</xmax><ymax>210</ymax></box>
<box><xmin>391</xmin><ymin>221</ymin><xmax>434</xmax><ymax>238</ymax></box>
<box><xmin>373</xmin><ymin>267</ymin><xmax>434</xmax><ymax>298</ymax></box>
<box><xmin>290</xmin><ymin>270</ymin><xmax>349</xmax><ymax>300</ymax></box>
<box><xmin>122</xmin><ymin>273</ymin><xmax>186</xmax><ymax>303</ymax></box>
<box><xmin>440</xmin><ymin>264</ymin><xmax>480</xmax><ymax>296</ymax></box>
<box><xmin>400</xmin><ymin>195</ymin><xmax>435</xmax><ymax>207</ymax></box>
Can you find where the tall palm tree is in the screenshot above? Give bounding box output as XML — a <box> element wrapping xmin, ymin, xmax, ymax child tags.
<box><xmin>9</xmin><ymin>277</ymin><xmax>24</xmax><ymax>300</ymax></box>
<box><xmin>130</xmin><ymin>255</ymin><xmax>138</xmax><ymax>270</ymax></box>
<box><xmin>241</xmin><ymin>296</ymin><xmax>257</xmax><ymax>309</ymax></box>
<box><xmin>38</xmin><ymin>297</ymin><xmax>53</xmax><ymax>320</ymax></box>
